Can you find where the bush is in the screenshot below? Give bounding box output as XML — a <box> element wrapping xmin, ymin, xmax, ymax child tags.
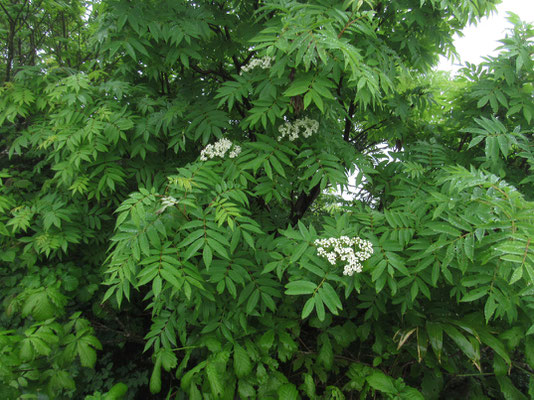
<box><xmin>2</xmin><ymin>0</ymin><xmax>534</xmax><ymax>398</ymax></box>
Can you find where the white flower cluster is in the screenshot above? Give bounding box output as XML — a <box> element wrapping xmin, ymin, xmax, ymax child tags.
<box><xmin>314</xmin><ymin>236</ymin><xmax>373</xmax><ymax>276</ymax></box>
<box><xmin>277</xmin><ymin>117</ymin><xmax>319</xmax><ymax>141</ymax></box>
<box><xmin>200</xmin><ymin>138</ymin><xmax>241</xmax><ymax>161</ymax></box>
<box><xmin>156</xmin><ymin>196</ymin><xmax>179</xmax><ymax>214</ymax></box>
<box><xmin>161</xmin><ymin>196</ymin><xmax>178</xmax><ymax>207</ymax></box>
<box><xmin>240</xmin><ymin>56</ymin><xmax>273</xmax><ymax>74</ymax></box>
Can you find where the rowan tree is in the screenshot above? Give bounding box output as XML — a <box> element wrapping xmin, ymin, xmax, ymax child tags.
<box><xmin>2</xmin><ymin>1</ymin><xmax>534</xmax><ymax>399</ymax></box>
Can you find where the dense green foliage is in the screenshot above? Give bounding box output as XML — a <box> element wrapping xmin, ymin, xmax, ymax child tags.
<box><xmin>1</xmin><ymin>0</ymin><xmax>534</xmax><ymax>398</ymax></box>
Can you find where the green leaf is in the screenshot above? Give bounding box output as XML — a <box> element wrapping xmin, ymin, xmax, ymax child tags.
<box><xmin>77</xmin><ymin>338</ymin><xmax>98</xmax><ymax>368</ymax></box>
<box><xmin>152</xmin><ymin>275</ymin><xmax>162</xmax><ymax>297</ymax></box>
<box><xmin>263</xmin><ymin>159</ymin><xmax>273</xmax><ymax>179</ymax></box>
<box><xmin>285</xmin><ymin>280</ymin><xmax>317</xmax><ymax>295</ymax></box>
<box><xmin>510</xmin><ymin>266</ymin><xmax>523</xmax><ymax>284</ymax></box>
<box><xmin>320</xmin><ymin>282</ymin><xmax>343</xmax><ymax>314</ymax></box>
<box><xmin>477</xmin><ymin>95</ymin><xmax>489</xmax><ymax>108</ymax></box>
<box><xmin>311</xmin><ymin>90</ymin><xmax>324</xmax><ymax>112</ymax></box>
<box><xmin>246</xmin><ymin>289</ymin><xmax>260</xmax><ymax>313</ymax></box>
<box><xmin>301</xmin><ymin>297</ymin><xmax>315</xmax><ymax>319</ymax></box>
<box><xmin>315</xmin><ymin>296</ymin><xmax>325</xmax><ymax>321</ymax></box>
<box><xmin>178</xmin><ymin>229</ymin><xmax>205</xmax><ymax>248</ymax></box>
<box><xmin>203</xmin><ymin>245</ymin><xmax>213</xmax><ymax>269</ymax></box>
<box><xmin>277</xmin><ymin>383</ymin><xmax>298</xmax><ymax>400</ymax></box>
<box><xmin>105</xmin><ymin>382</ymin><xmax>128</xmax><ymax>399</ymax></box>
<box><xmin>183</xmin><ymin>238</ymin><xmax>204</xmax><ymax>261</ymax></box>
<box><xmin>160</xmin><ymin>266</ymin><xmax>183</xmax><ymax>290</ymax></box>
<box><xmin>463</xmin><ymin>234</ymin><xmax>474</xmax><ymax>261</ymax></box>
<box><xmin>51</xmin><ymin>370</ymin><xmax>75</xmax><ymax>391</ymax></box>
<box><xmin>443</xmin><ymin>325</ymin><xmax>479</xmax><ymax>365</ymax></box>
<box><xmin>460</xmin><ymin>286</ymin><xmax>489</xmax><ymax>302</ymax></box>
<box><xmin>366</xmin><ymin>371</ymin><xmax>397</xmax><ymax>394</ymax></box>
<box><xmin>206</xmin><ymin>360</ymin><xmax>224</xmax><ymax>398</ymax></box>
<box><xmin>426</xmin><ymin>322</ymin><xmax>443</xmax><ymax>362</ymax></box>
<box><xmin>19</xmin><ymin>338</ymin><xmax>34</xmax><ymax>361</ymax></box>
<box><xmin>149</xmin><ymin>357</ymin><xmax>162</xmax><ymax>394</ymax></box>
<box><xmin>207</xmin><ymin>238</ymin><xmax>229</xmax><ymax>260</ymax></box>
<box><xmin>242</xmin><ymin>230</ymin><xmax>255</xmax><ymax>249</ymax></box>
<box><xmin>238</xmin><ymin>380</ymin><xmax>256</xmax><ymax>398</ymax></box>
<box><xmin>258</xmin><ymin>330</ymin><xmax>275</xmax><ymax>352</ymax></box>
<box><xmin>161</xmin><ymin>347</ymin><xmax>178</xmax><ymax>371</ymax></box>
<box><xmin>123</xmin><ymin>41</ymin><xmax>137</xmax><ymax>61</ymax></box>
<box><xmin>496</xmin><ymin>376</ymin><xmax>528</xmax><ymax>400</ymax></box>
<box><xmin>284</xmin><ymin>76</ymin><xmax>312</xmax><ymax>97</ymax></box>
<box><xmin>234</xmin><ymin>344</ymin><xmax>252</xmax><ymax>378</ymax></box>
<box><xmin>400</xmin><ymin>387</ymin><xmax>425</xmax><ymax>400</ymax></box>
<box><xmin>478</xmin><ymin>329</ymin><xmax>511</xmax><ymax>367</ymax></box>
<box><xmin>302</xmin><ymin>374</ymin><xmax>316</xmax><ymax>398</ymax></box>
<box><xmin>180</xmin><ymin>361</ymin><xmax>206</xmax><ymax>392</ymax></box>
<box><xmin>484</xmin><ymin>296</ymin><xmax>497</xmax><ymax>323</ymax></box>
<box><xmin>303</xmin><ymin>91</ymin><xmax>312</xmax><ymax>109</ymax></box>
<box><xmin>425</xmin><ymin>222</ymin><xmax>461</xmax><ymax>237</ymax></box>
<box><xmin>270</xmin><ymin>155</ymin><xmax>286</xmax><ymax>177</ymax></box>
<box><xmin>318</xmin><ymin>334</ymin><xmax>333</xmax><ymax>370</ymax></box>
<box><xmin>290</xmin><ymin>242</ymin><xmax>309</xmax><ymax>263</ymax></box>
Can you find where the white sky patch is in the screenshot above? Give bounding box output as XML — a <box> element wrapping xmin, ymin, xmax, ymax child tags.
<box><xmin>438</xmin><ymin>0</ymin><xmax>534</xmax><ymax>73</ymax></box>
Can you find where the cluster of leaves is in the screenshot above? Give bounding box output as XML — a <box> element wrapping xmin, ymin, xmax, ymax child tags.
<box><xmin>3</xmin><ymin>0</ymin><xmax>534</xmax><ymax>398</ymax></box>
<box><xmin>0</xmin><ymin>313</ymin><xmax>102</xmax><ymax>397</ymax></box>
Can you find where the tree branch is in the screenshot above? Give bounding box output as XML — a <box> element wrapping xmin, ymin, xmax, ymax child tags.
<box><xmin>290</xmin><ymin>184</ymin><xmax>321</xmax><ymax>226</ymax></box>
<box><xmin>190</xmin><ymin>64</ymin><xmax>230</xmax><ymax>81</ymax></box>
<box><xmin>0</xmin><ymin>1</ymin><xmax>14</xmax><ymax>23</ymax></box>
<box><xmin>343</xmin><ymin>102</ymin><xmax>356</xmax><ymax>142</ymax></box>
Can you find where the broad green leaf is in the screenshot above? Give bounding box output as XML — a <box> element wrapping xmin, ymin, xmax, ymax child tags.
<box><xmin>277</xmin><ymin>383</ymin><xmax>298</xmax><ymax>400</ymax></box>
<box><xmin>207</xmin><ymin>238</ymin><xmax>229</xmax><ymax>260</ymax></box>
<box><xmin>290</xmin><ymin>242</ymin><xmax>309</xmax><ymax>263</ymax></box>
<box><xmin>77</xmin><ymin>338</ymin><xmax>98</xmax><ymax>368</ymax></box>
<box><xmin>285</xmin><ymin>280</ymin><xmax>317</xmax><ymax>295</ymax></box>
<box><xmin>106</xmin><ymin>383</ymin><xmax>128</xmax><ymax>399</ymax></box>
<box><xmin>460</xmin><ymin>286</ymin><xmax>489</xmax><ymax>302</ymax></box>
<box><xmin>478</xmin><ymin>329</ymin><xmax>511</xmax><ymax>367</ymax></box>
<box><xmin>234</xmin><ymin>344</ymin><xmax>252</xmax><ymax>378</ymax></box>
<box><xmin>443</xmin><ymin>325</ymin><xmax>479</xmax><ymax>366</ymax></box>
<box><xmin>510</xmin><ymin>266</ymin><xmax>523</xmax><ymax>284</ymax></box>
<box><xmin>496</xmin><ymin>376</ymin><xmax>528</xmax><ymax>400</ymax></box>
<box><xmin>161</xmin><ymin>347</ymin><xmax>178</xmax><ymax>371</ymax></box>
<box><xmin>284</xmin><ymin>76</ymin><xmax>312</xmax><ymax>97</ymax></box>
<box><xmin>206</xmin><ymin>360</ymin><xmax>224</xmax><ymax>398</ymax></box>
<box><xmin>258</xmin><ymin>330</ymin><xmax>275</xmax><ymax>352</ymax></box>
<box><xmin>318</xmin><ymin>334</ymin><xmax>333</xmax><ymax>370</ymax></box>
<box><xmin>320</xmin><ymin>282</ymin><xmax>343</xmax><ymax>314</ymax></box>
<box><xmin>366</xmin><ymin>371</ymin><xmax>397</xmax><ymax>394</ymax></box>
<box><xmin>149</xmin><ymin>357</ymin><xmax>162</xmax><ymax>394</ymax></box>
<box><xmin>426</xmin><ymin>322</ymin><xmax>443</xmax><ymax>362</ymax></box>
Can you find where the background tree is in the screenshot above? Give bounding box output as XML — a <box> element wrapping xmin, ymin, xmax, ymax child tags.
<box><xmin>2</xmin><ymin>0</ymin><xmax>534</xmax><ymax>399</ymax></box>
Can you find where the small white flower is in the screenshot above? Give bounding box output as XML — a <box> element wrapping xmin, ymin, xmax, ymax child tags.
<box><xmin>229</xmin><ymin>145</ymin><xmax>241</xmax><ymax>158</ymax></box>
<box><xmin>157</xmin><ymin>196</ymin><xmax>179</xmax><ymax>214</ymax></box>
<box><xmin>313</xmin><ymin>236</ymin><xmax>373</xmax><ymax>276</ymax></box>
<box><xmin>161</xmin><ymin>196</ymin><xmax>178</xmax><ymax>206</ymax></box>
<box><xmin>277</xmin><ymin>117</ymin><xmax>319</xmax><ymax>141</ymax></box>
<box><xmin>199</xmin><ymin>138</ymin><xmax>241</xmax><ymax>161</ymax></box>
<box><xmin>240</xmin><ymin>56</ymin><xmax>272</xmax><ymax>74</ymax></box>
